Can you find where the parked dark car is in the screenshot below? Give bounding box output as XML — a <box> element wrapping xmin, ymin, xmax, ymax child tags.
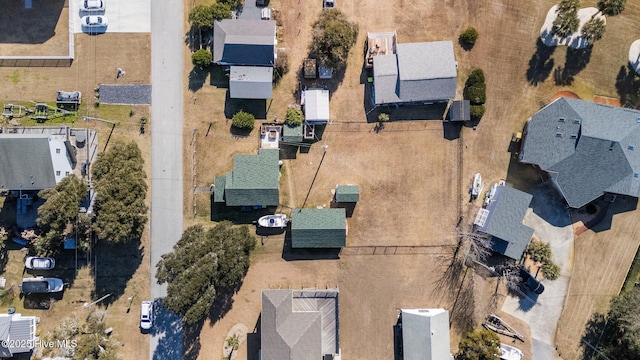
<box><xmin>519</xmin><ymin>268</ymin><xmax>544</xmax><ymax>294</ymax></box>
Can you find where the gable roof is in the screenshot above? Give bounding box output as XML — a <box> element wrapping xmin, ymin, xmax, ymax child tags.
<box><xmin>213</xmin><ymin>19</ymin><xmax>276</xmax><ymax>66</ymax></box>
<box><xmin>401</xmin><ymin>309</ymin><xmax>452</xmax><ymax>360</ymax></box>
<box><xmin>223</xmin><ymin>148</ymin><xmax>279</xmax><ymax>206</ymax></box>
<box><xmin>0</xmin><ymin>314</ymin><xmax>37</xmax><ymax>356</ymax></box>
<box><xmin>520</xmin><ymin>97</ymin><xmax>640</xmax><ymax>207</ymax></box>
<box><xmin>261</xmin><ymin>289</ymin><xmax>339</xmax><ymax>360</ymax></box>
<box><xmin>449</xmin><ymin>100</ymin><xmax>470</xmax><ymax>121</ymax></box>
<box><xmin>290</xmin><ymin>208</ymin><xmax>346</xmax><ymax>248</ymax></box>
<box><xmin>335</xmin><ymin>185</ymin><xmax>359</xmax><ymax>202</ymax></box>
<box><xmin>476</xmin><ymin>186</ymin><xmax>534</xmax><ymax>260</ymax></box>
<box><xmin>373</xmin><ymin>41</ymin><xmax>457</xmax><ymax>105</ymax></box>
<box><xmin>303</xmin><ymin>89</ymin><xmax>330</xmax><ymax>124</ymax></box>
<box><xmin>0</xmin><ymin>134</ymin><xmax>58</xmax><ymax>191</ymax></box>
<box><xmin>229</xmin><ymin>66</ymin><xmax>273</xmax><ymax>99</ymax></box>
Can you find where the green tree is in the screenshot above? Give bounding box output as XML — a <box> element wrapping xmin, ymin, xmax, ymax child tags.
<box><xmin>457</xmin><ymin>329</ymin><xmax>500</xmax><ymax>360</ymax></box>
<box><xmin>459</xmin><ymin>27</ymin><xmax>479</xmax><ymax>47</ymax></box>
<box><xmin>156</xmin><ymin>222</ymin><xmax>256</xmax><ymax>324</ymax></box>
<box><xmin>542</xmin><ymin>262</ymin><xmax>561</xmax><ymax>280</ymax></box>
<box><xmin>592</xmin><ymin>289</ymin><xmax>640</xmax><ymax>359</ymax></box>
<box><xmin>35</xmin><ymin>175</ymin><xmax>87</xmax><ymax>255</ymax></box>
<box><xmin>226</xmin><ymin>334</ymin><xmax>240</xmax><ymax>357</ymax></box>
<box><xmin>470</xmin><ymin>105</ymin><xmax>485</xmax><ymax>122</ymax></box>
<box><xmin>552</xmin><ymin>0</ymin><xmax>580</xmax><ymax>38</ymax></box>
<box><xmin>464</xmin><ymin>69</ymin><xmax>487</xmax><ymax>106</ymax></box>
<box><xmin>581</xmin><ymin>17</ymin><xmax>606</xmax><ymax>43</ymax></box>
<box><xmin>309</xmin><ymin>9</ymin><xmax>359</xmax><ymax>69</ymax></box>
<box><xmin>188</xmin><ymin>4</ymin><xmax>215</xmax><ymax>31</ymax></box>
<box><xmin>526</xmin><ymin>241</ymin><xmax>552</xmax><ymax>263</ymax></box>
<box><xmin>218</xmin><ymin>0</ymin><xmax>243</xmax><ymax>10</ymax></box>
<box><xmin>232</xmin><ymin>110</ymin><xmax>255</xmax><ymax>130</ymax></box>
<box><xmin>92</xmin><ymin>140</ymin><xmax>148</xmax><ymax>244</ymax></box>
<box><xmin>210</xmin><ymin>2</ymin><xmax>232</xmax><ymax>20</ymax></box>
<box><xmin>597</xmin><ymin>0</ymin><xmax>626</xmax><ymax>16</ymax></box>
<box><xmin>285</xmin><ymin>108</ymin><xmax>303</xmax><ymax>127</ymax></box>
<box><xmin>192</xmin><ymin>49</ymin><xmax>213</xmax><ymax>67</ymax></box>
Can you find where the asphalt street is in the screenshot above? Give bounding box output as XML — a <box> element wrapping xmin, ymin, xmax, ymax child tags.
<box><xmin>150</xmin><ymin>0</ymin><xmax>184</xmax><ymax>358</ymax></box>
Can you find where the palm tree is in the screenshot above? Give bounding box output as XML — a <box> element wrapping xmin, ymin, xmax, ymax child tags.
<box><xmin>597</xmin><ymin>0</ymin><xmax>627</xmax><ymax>16</ymax></box>
<box><xmin>225</xmin><ymin>334</ymin><xmax>240</xmax><ymax>359</ymax></box>
<box><xmin>581</xmin><ymin>17</ymin><xmax>606</xmax><ymax>43</ymax></box>
<box><xmin>552</xmin><ymin>10</ymin><xmax>580</xmax><ymax>38</ymax></box>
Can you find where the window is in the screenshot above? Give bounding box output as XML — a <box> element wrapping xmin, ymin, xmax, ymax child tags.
<box><xmin>56</xmin><ymin>148</ymin><xmax>61</xmax><ymax>154</ymax></box>
<box><xmin>65</xmin><ymin>171</ymin><xmax>70</xmax><ymax>176</ymax></box>
<box><xmin>56</xmin><ymin>171</ymin><xmax>61</xmax><ymax>176</ymax></box>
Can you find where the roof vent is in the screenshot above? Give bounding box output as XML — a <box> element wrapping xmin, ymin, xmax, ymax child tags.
<box><xmin>635</xmin><ymin>173</ymin><xmax>639</xmax><ymax>178</ymax></box>
<box><xmin>570</xmin><ymin>134</ymin><xmax>577</xmax><ymax>139</ymax></box>
<box><xmin>573</xmin><ymin>119</ymin><xmax>581</xmax><ymax>124</ymax></box>
<box><xmin>559</xmin><ymin>117</ymin><xmax>566</xmax><ymax>123</ymax></box>
<box><xmin>637</xmin><ymin>116</ymin><xmax>640</xmax><ymax>123</ymax></box>
<box><xmin>555</xmin><ymin>132</ymin><xmax>563</xmax><ymax>138</ymax></box>
<box><xmin>629</xmin><ymin>145</ymin><xmax>635</xmax><ymax>151</ymax></box>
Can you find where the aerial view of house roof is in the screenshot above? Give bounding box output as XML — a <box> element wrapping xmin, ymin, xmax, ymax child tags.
<box><xmin>302</xmin><ymin>89</ymin><xmax>330</xmax><ymax>124</ymax></box>
<box><xmin>373</xmin><ymin>41</ymin><xmax>457</xmax><ymax>105</ymax></box>
<box><xmin>290</xmin><ymin>208</ymin><xmax>346</xmax><ymax>248</ymax></box>
<box><xmin>474</xmin><ymin>185</ymin><xmax>534</xmax><ymax>260</ymax></box>
<box><xmin>214</xmin><ymin>148</ymin><xmax>279</xmax><ymax>207</ymax></box>
<box><xmin>0</xmin><ymin>134</ymin><xmax>73</xmax><ymax>191</ymax></box>
<box><xmin>0</xmin><ymin>313</ymin><xmax>37</xmax><ymax>357</ymax></box>
<box><xmin>213</xmin><ymin>19</ymin><xmax>276</xmax><ymax>66</ymax></box>
<box><xmin>229</xmin><ymin>66</ymin><xmax>273</xmax><ymax>99</ymax></box>
<box><xmin>520</xmin><ymin>97</ymin><xmax>640</xmax><ymax>208</ymax></box>
<box><xmin>400</xmin><ymin>308</ymin><xmax>453</xmax><ymax>360</ymax></box>
<box><xmin>261</xmin><ymin>288</ymin><xmax>339</xmax><ymax>360</ymax></box>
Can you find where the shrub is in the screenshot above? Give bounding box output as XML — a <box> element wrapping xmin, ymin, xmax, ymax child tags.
<box><xmin>527</xmin><ymin>241</ymin><xmax>552</xmax><ymax>263</ymax></box>
<box><xmin>309</xmin><ymin>9</ymin><xmax>359</xmax><ymax>68</ymax></box>
<box><xmin>459</xmin><ymin>27</ymin><xmax>479</xmax><ymax>47</ymax></box>
<box><xmin>232</xmin><ymin>111</ymin><xmax>255</xmax><ymax>130</ymax></box>
<box><xmin>192</xmin><ymin>49</ymin><xmax>212</xmax><ymax>68</ymax></box>
<box><xmin>464</xmin><ymin>84</ymin><xmax>486</xmax><ymax>105</ymax></box>
<box><xmin>210</xmin><ymin>2</ymin><xmax>232</xmax><ymax>20</ymax></box>
<box><xmin>470</xmin><ymin>105</ymin><xmax>485</xmax><ymax>122</ymax></box>
<box><xmin>273</xmin><ymin>52</ymin><xmax>290</xmax><ymax>83</ymax></box>
<box><xmin>218</xmin><ymin>0</ymin><xmax>243</xmax><ymax>10</ymax></box>
<box><xmin>467</xmin><ymin>68</ymin><xmax>485</xmax><ymax>85</ymax></box>
<box><xmin>542</xmin><ymin>262</ymin><xmax>561</xmax><ymax>280</ymax></box>
<box><xmin>378</xmin><ymin>113</ymin><xmax>389</xmax><ymax>122</ymax></box>
<box><xmin>285</xmin><ymin>108</ymin><xmax>303</xmax><ymax>127</ymax></box>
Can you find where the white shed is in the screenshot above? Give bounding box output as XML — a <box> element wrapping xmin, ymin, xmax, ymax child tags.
<box><xmin>302</xmin><ymin>89</ymin><xmax>330</xmax><ymax>124</ymax></box>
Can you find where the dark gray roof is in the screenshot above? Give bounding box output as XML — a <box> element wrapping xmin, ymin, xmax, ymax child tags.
<box><xmin>229</xmin><ymin>66</ymin><xmax>273</xmax><ymax>99</ymax></box>
<box><xmin>261</xmin><ymin>289</ymin><xmax>339</xmax><ymax>360</ymax></box>
<box><xmin>477</xmin><ymin>186</ymin><xmax>534</xmax><ymax>260</ymax></box>
<box><xmin>520</xmin><ymin>97</ymin><xmax>640</xmax><ymax>207</ymax></box>
<box><xmin>0</xmin><ymin>134</ymin><xmax>56</xmax><ymax>191</ymax></box>
<box><xmin>291</xmin><ymin>208</ymin><xmax>346</xmax><ymax>248</ymax></box>
<box><xmin>373</xmin><ymin>41</ymin><xmax>457</xmax><ymax>105</ymax></box>
<box><xmin>449</xmin><ymin>100</ymin><xmax>470</xmax><ymax>121</ymax></box>
<box><xmin>213</xmin><ymin>19</ymin><xmax>276</xmax><ymax>66</ymax></box>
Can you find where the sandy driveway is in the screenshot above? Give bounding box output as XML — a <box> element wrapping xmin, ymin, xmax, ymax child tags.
<box><xmin>502</xmin><ymin>183</ymin><xmax>573</xmax><ymax>360</ymax></box>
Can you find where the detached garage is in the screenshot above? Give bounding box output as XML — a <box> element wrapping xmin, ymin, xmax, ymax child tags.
<box><xmin>291</xmin><ymin>208</ymin><xmax>346</xmax><ymax>248</ymax></box>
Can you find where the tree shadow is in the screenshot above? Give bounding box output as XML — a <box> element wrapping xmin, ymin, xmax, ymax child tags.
<box><xmin>188</xmin><ymin>66</ymin><xmax>209</xmax><ymax>92</ymax></box>
<box><xmin>151</xmin><ymin>299</ymin><xmax>184</xmax><ymax>360</ymax></box>
<box><xmin>207</xmin><ymin>283</ymin><xmax>243</xmax><ymax>324</ymax></box>
<box><xmin>91</xmin><ymin>238</ymin><xmax>143</xmax><ymax>306</ymax></box>
<box><xmin>580</xmin><ymin>312</ymin><xmax>607</xmax><ymax>360</ymax></box>
<box><xmin>526</xmin><ymin>39</ymin><xmax>556</xmax><ymax>86</ymax></box>
<box><xmin>0</xmin><ymin>0</ymin><xmax>64</xmax><ymax>44</ymax></box>
<box><xmin>210</xmin><ymin>202</ymin><xmax>275</xmax><ymax>224</ymax></box>
<box><xmin>182</xmin><ymin>319</ymin><xmax>203</xmax><ymax>360</ymax></box>
<box><xmin>554</xmin><ymin>45</ymin><xmax>593</xmax><ymax>86</ymax></box>
<box><xmin>615</xmin><ymin>64</ymin><xmax>640</xmax><ymax>108</ymax></box>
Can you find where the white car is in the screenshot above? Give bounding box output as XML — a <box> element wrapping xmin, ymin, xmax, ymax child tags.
<box><xmin>24</xmin><ymin>256</ymin><xmax>55</xmax><ymax>270</ymax></box>
<box><xmin>81</xmin><ymin>15</ymin><xmax>108</xmax><ymax>29</ymax></box>
<box><xmin>79</xmin><ymin>0</ymin><xmax>105</xmax><ymax>12</ymax></box>
<box><xmin>20</xmin><ymin>277</ymin><xmax>64</xmax><ymax>294</ymax></box>
<box><xmin>140</xmin><ymin>301</ymin><xmax>153</xmax><ymax>330</ymax></box>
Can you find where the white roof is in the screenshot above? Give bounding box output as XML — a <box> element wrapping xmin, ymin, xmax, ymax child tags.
<box><xmin>303</xmin><ymin>89</ymin><xmax>330</xmax><ymax>124</ymax></box>
<box><xmin>401</xmin><ymin>309</ymin><xmax>452</xmax><ymax>360</ymax></box>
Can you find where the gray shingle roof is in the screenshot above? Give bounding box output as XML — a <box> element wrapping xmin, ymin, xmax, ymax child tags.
<box><xmin>373</xmin><ymin>41</ymin><xmax>457</xmax><ymax>105</ymax></box>
<box><xmin>520</xmin><ymin>97</ymin><xmax>640</xmax><ymax>207</ymax></box>
<box><xmin>477</xmin><ymin>186</ymin><xmax>534</xmax><ymax>260</ymax></box>
<box><xmin>401</xmin><ymin>309</ymin><xmax>452</xmax><ymax>360</ymax></box>
<box><xmin>335</xmin><ymin>185</ymin><xmax>359</xmax><ymax>203</ymax></box>
<box><xmin>213</xmin><ymin>20</ymin><xmax>276</xmax><ymax>66</ymax></box>
<box><xmin>222</xmin><ymin>148</ymin><xmax>279</xmax><ymax>206</ymax></box>
<box><xmin>261</xmin><ymin>289</ymin><xmax>339</xmax><ymax>360</ymax></box>
<box><xmin>449</xmin><ymin>100</ymin><xmax>470</xmax><ymax>121</ymax></box>
<box><xmin>229</xmin><ymin>66</ymin><xmax>273</xmax><ymax>99</ymax></box>
<box><xmin>291</xmin><ymin>208</ymin><xmax>346</xmax><ymax>248</ymax></box>
<box><xmin>0</xmin><ymin>134</ymin><xmax>57</xmax><ymax>191</ymax></box>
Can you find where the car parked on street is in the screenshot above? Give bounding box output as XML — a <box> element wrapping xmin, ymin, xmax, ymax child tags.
<box><xmin>79</xmin><ymin>0</ymin><xmax>105</xmax><ymax>12</ymax></box>
<box><xmin>81</xmin><ymin>15</ymin><xmax>108</xmax><ymax>29</ymax></box>
<box><xmin>140</xmin><ymin>301</ymin><xmax>154</xmax><ymax>331</ymax></box>
<box><xmin>20</xmin><ymin>277</ymin><xmax>64</xmax><ymax>295</ymax></box>
<box><xmin>24</xmin><ymin>256</ymin><xmax>55</xmax><ymax>271</ymax></box>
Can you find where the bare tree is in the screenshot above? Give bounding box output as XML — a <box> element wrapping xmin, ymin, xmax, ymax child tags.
<box><xmin>459</xmin><ymin>231</ymin><xmax>494</xmax><ymax>264</ymax></box>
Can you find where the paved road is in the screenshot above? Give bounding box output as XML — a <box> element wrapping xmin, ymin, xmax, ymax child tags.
<box><xmin>150</xmin><ymin>0</ymin><xmax>184</xmax><ymax>358</ymax></box>
<box><xmin>502</xmin><ymin>183</ymin><xmax>573</xmax><ymax>360</ymax></box>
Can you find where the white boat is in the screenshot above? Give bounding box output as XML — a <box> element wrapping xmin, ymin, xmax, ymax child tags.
<box><xmin>257</xmin><ymin>214</ymin><xmax>288</xmax><ymax>228</ymax></box>
<box><xmin>499</xmin><ymin>344</ymin><xmax>523</xmax><ymax>360</ymax></box>
<box><xmin>471</xmin><ymin>173</ymin><xmax>483</xmax><ymax>197</ymax></box>
<box><xmin>484</xmin><ymin>183</ymin><xmax>498</xmax><ymax>207</ymax></box>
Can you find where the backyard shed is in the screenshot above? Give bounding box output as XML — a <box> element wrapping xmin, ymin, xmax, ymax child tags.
<box><xmin>282</xmin><ymin>124</ymin><xmax>303</xmax><ymax>143</ymax></box>
<box><xmin>449</xmin><ymin>100</ymin><xmax>470</xmax><ymax>122</ymax></box>
<box><xmin>290</xmin><ymin>208</ymin><xmax>346</xmax><ymax>248</ymax></box>
<box><xmin>335</xmin><ymin>185</ymin><xmax>359</xmax><ymax>203</ymax></box>
<box><xmin>302</xmin><ymin>89</ymin><xmax>330</xmax><ymax>124</ymax></box>
<box><xmin>229</xmin><ymin>66</ymin><xmax>273</xmax><ymax>99</ymax></box>
<box><xmin>304</xmin><ymin>58</ymin><xmax>317</xmax><ymax>79</ymax></box>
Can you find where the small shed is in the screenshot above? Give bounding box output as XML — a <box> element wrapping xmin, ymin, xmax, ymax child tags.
<box><xmin>335</xmin><ymin>185</ymin><xmax>359</xmax><ymax>203</ymax></box>
<box><xmin>449</xmin><ymin>100</ymin><xmax>470</xmax><ymax>122</ymax></box>
<box><xmin>291</xmin><ymin>208</ymin><xmax>346</xmax><ymax>248</ymax></box>
<box><xmin>282</xmin><ymin>124</ymin><xmax>303</xmax><ymax>143</ymax></box>
<box><xmin>318</xmin><ymin>65</ymin><xmax>333</xmax><ymax>79</ymax></box>
<box><xmin>304</xmin><ymin>58</ymin><xmax>317</xmax><ymax>79</ymax></box>
<box><xmin>56</xmin><ymin>90</ymin><xmax>81</xmax><ymax>110</ymax></box>
<box><xmin>302</xmin><ymin>89</ymin><xmax>330</xmax><ymax>124</ymax></box>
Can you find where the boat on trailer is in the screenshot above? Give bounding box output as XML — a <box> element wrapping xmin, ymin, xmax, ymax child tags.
<box><xmin>471</xmin><ymin>173</ymin><xmax>483</xmax><ymax>198</ymax></box>
<box><xmin>257</xmin><ymin>214</ymin><xmax>288</xmax><ymax>228</ymax></box>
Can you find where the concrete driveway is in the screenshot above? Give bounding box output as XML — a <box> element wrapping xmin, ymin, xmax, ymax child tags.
<box><xmin>502</xmin><ymin>182</ymin><xmax>573</xmax><ymax>360</ymax></box>
<box><xmin>70</xmin><ymin>0</ymin><xmax>151</xmax><ymax>33</ymax></box>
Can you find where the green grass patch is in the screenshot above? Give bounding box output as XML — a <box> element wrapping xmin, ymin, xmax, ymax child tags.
<box><xmin>622</xmin><ymin>246</ymin><xmax>640</xmax><ymax>292</ymax></box>
<box><xmin>6</xmin><ymin>71</ymin><xmax>20</xmax><ymax>85</ymax></box>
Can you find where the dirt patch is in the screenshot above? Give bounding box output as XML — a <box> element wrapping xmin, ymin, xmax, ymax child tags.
<box><xmin>550</xmin><ymin>90</ymin><xmax>581</xmax><ymax>101</ymax></box>
<box><xmin>593</xmin><ymin>95</ymin><xmax>623</xmax><ymax>107</ymax></box>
